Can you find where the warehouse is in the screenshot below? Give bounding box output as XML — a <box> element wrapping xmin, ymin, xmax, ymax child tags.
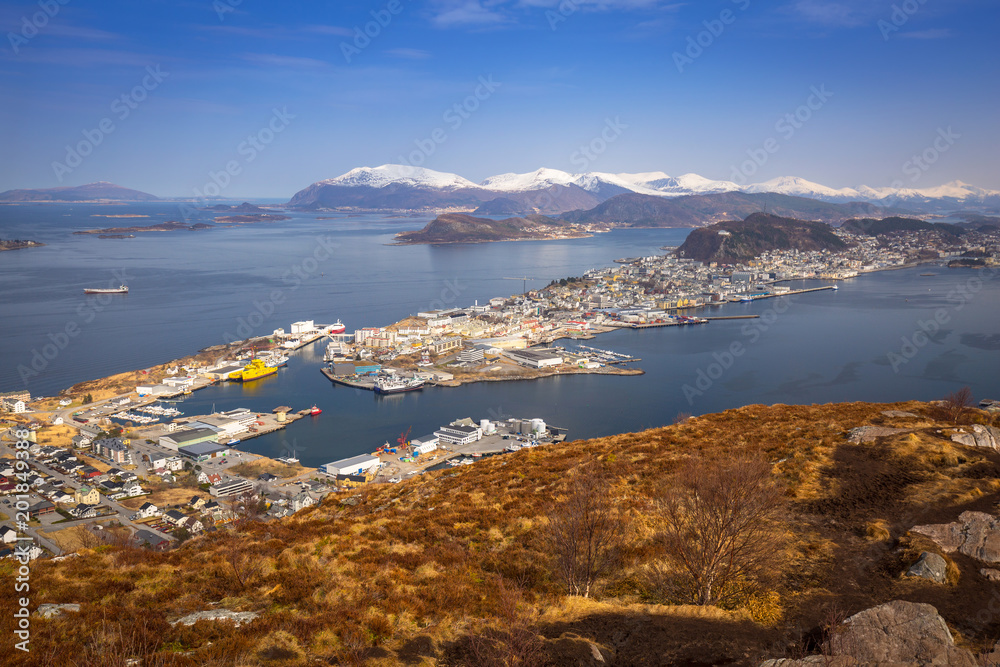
<box><xmin>505</xmin><ymin>348</ymin><xmax>563</xmax><ymax>369</ymax></box>
<box><xmin>321</xmin><ymin>454</ymin><xmax>380</xmax><ymax>476</ymax></box>
<box><xmin>159</xmin><ymin>427</ymin><xmax>219</xmax><ymax>451</ymax></box>
<box><xmin>179</xmin><ymin>442</ymin><xmax>230</xmax><ymax>462</ymax></box>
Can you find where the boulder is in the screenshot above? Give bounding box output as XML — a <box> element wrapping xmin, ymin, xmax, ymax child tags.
<box><xmin>35</xmin><ymin>603</ymin><xmax>80</xmax><ymax>618</ymax></box>
<box><xmin>981</xmin><ymin>568</ymin><xmax>1000</xmax><ymax>581</ymax></box>
<box><xmin>912</xmin><ymin>511</ymin><xmax>1000</xmax><ymax>564</ymax></box>
<box><xmin>905</xmin><ymin>552</ymin><xmax>948</xmax><ymax>584</ymax></box>
<box><xmin>882</xmin><ymin>410</ymin><xmax>920</xmax><ymax>419</ymax></box>
<box><xmin>547</xmin><ymin>634</ymin><xmax>614</xmax><ymax>665</ymax></box>
<box><xmin>847</xmin><ymin>426</ymin><xmax>911</xmax><ymax>444</ymax></box>
<box><xmin>171</xmin><ymin>609</ymin><xmax>259</xmax><ymax>627</ymax></box>
<box><xmin>950</xmin><ymin>425</ymin><xmax>1000</xmax><ymax>451</ymax></box>
<box><xmin>829</xmin><ymin>600</ymin><xmax>976</xmax><ymax>666</ymax></box>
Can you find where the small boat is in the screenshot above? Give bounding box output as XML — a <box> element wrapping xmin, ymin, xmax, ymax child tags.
<box><xmin>831</xmin><ymin>285</ymin><xmax>839</xmax><ymax>290</ymax></box>
<box><xmin>310</xmin><ymin>405</ymin><xmax>322</xmax><ymax>415</ymax></box>
<box><xmin>84</xmin><ymin>285</ymin><xmax>128</xmax><ymax>294</ymax></box>
<box><xmin>227</xmin><ymin>438</ymin><xmax>240</xmax><ymax>445</ymax></box>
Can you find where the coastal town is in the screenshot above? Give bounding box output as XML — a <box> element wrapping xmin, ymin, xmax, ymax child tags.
<box><xmin>1</xmin><ymin>221</ymin><xmax>998</xmax><ymax>561</ymax></box>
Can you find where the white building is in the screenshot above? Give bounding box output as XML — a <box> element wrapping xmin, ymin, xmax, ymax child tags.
<box><xmin>11</xmin><ymin>400</ymin><xmax>26</xmax><ymax>414</ymax></box>
<box><xmin>434</xmin><ymin>424</ymin><xmax>483</xmax><ymax>446</ymax></box>
<box><xmin>321</xmin><ymin>454</ymin><xmax>380</xmax><ymax>476</ymax></box>
<box><xmin>290</xmin><ymin>320</ymin><xmax>317</xmax><ymax>335</ymax></box>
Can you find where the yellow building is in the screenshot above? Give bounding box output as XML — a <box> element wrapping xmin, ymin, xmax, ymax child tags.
<box><xmin>74</xmin><ymin>486</ymin><xmax>100</xmax><ymax>505</ymax></box>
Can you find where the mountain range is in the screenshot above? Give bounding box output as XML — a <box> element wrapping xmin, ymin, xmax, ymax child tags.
<box><xmin>0</xmin><ymin>181</ymin><xmax>158</xmax><ymax>202</ymax></box>
<box><xmin>286</xmin><ymin>165</ymin><xmax>1000</xmax><ymax>215</ymax></box>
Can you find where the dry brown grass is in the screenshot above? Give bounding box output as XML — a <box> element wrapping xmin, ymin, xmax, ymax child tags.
<box><xmin>42</xmin><ymin>524</ymin><xmax>94</xmax><ymax>552</ymax></box>
<box><xmin>9</xmin><ymin>400</ymin><xmax>1000</xmax><ymax>666</ymax></box>
<box><xmin>35</xmin><ymin>424</ymin><xmax>77</xmax><ymax>448</ymax></box>
<box><xmin>229</xmin><ymin>458</ymin><xmax>304</xmax><ymax>479</ymax></box>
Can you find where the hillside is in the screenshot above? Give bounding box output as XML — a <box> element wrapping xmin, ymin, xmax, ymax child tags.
<box><xmin>0</xmin><ymin>182</ymin><xmax>158</xmax><ymax>202</ymax></box>
<box><xmin>840</xmin><ymin>216</ymin><xmax>965</xmax><ymax>238</ymax></box>
<box><xmin>393</xmin><ymin>213</ymin><xmax>590</xmax><ymax>244</ymax></box>
<box><xmin>7</xmin><ymin>400</ymin><xmax>1000</xmax><ymax>665</ymax></box>
<box><xmin>677</xmin><ymin>212</ymin><xmax>849</xmax><ymax>263</ymax></box>
<box><xmin>559</xmin><ymin>191</ymin><xmax>886</xmax><ymax>228</ymax></box>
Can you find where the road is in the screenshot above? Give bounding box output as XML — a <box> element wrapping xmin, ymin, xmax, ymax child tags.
<box><xmin>0</xmin><ymin>433</ymin><xmax>175</xmax><ymax>551</ymax></box>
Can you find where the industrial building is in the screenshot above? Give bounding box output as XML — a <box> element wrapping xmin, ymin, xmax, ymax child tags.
<box><xmin>179</xmin><ymin>442</ymin><xmax>230</xmax><ymax>462</ymax></box>
<box><xmin>322</xmin><ymin>454</ymin><xmax>380</xmax><ymax>476</ymax></box>
<box><xmin>434</xmin><ymin>424</ymin><xmax>483</xmax><ymax>446</ymax></box>
<box><xmin>505</xmin><ymin>348</ymin><xmax>563</xmax><ymax>369</ymax></box>
<box><xmin>209</xmin><ymin>478</ymin><xmax>254</xmax><ymax>498</ymax></box>
<box><xmin>159</xmin><ymin>427</ymin><xmax>219</xmax><ymax>451</ymax></box>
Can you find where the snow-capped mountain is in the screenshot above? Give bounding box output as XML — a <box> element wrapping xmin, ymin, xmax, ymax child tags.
<box><xmin>288</xmin><ymin>164</ymin><xmax>1000</xmax><ymax>214</ymax></box>
<box><xmin>319</xmin><ymin>165</ymin><xmax>480</xmax><ymax>191</ymax></box>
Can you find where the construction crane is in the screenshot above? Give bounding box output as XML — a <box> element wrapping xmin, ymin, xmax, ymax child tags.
<box><xmin>503</xmin><ymin>276</ymin><xmax>540</xmax><ymax>294</ymax></box>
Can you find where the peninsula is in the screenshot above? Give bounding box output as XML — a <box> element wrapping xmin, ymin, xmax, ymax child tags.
<box><xmin>393</xmin><ymin>212</ymin><xmax>598</xmax><ymax>244</ymax></box>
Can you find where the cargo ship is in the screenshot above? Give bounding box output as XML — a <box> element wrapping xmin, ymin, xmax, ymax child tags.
<box><xmin>84</xmin><ymin>285</ymin><xmax>129</xmax><ymax>294</ymax></box>
<box><xmin>228</xmin><ymin>358</ymin><xmax>277</xmax><ymax>382</ymax></box>
<box><xmin>373</xmin><ymin>376</ymin><xmax>425</xmax><ymax>394</ymax></box>
<box><xmin>327</xmin><ymin>320</ymin><xmax>346</xmax><ymax>334</ymax></box>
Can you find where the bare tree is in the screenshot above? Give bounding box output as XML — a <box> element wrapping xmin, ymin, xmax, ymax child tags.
<box><xmin>223</xmin><ymin>538</ymin><xmax>263</xmax><ymax>592</ymax></box>
<box><xmin>229</xmin><ymin>486</ymin><xmax>267</xmax><ymax>528</ymax></box>
<box><xmin>654</xmin><ymin>455</ymin><xmax>782</xmax><ymax>606</ymax></box>
<box><xmin>465</xmin><ymin>578</ymin><xmax>545</xmax><ymax>667</ymax></box>
<box><xmin>943</xmin><ymin>386</ymin><xmax>975</xmax><ymax>424</ymax></box>
<box><xmin>545</xmin><ymin>464</ymin><xmax>625</xmax><ymax>598</ymax></box>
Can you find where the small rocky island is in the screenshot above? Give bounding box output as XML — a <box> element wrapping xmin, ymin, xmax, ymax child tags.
<box><xmin>74</xmin><ymin>220</ymin><xmax>213</xmax><ymax>235</ymax></box>
<box><xmin>0</xmin><ymin>238</ymin><xmax>44</xmax><ymax>251</ymax></box>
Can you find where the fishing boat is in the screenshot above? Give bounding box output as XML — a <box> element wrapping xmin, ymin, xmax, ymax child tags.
<box><xmin>310</xmin><ymin>405</ymin><xmax>322</xmax><ymax>415</ymax></box>
<box><xmin>84</xmin><ymin>285</ymin><xmax>128</xmax><ymax>294</ymax></box>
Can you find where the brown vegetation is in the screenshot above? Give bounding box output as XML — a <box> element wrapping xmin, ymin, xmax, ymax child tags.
<box><xmin>4</xmin><ymin>400</ymin><xmax>1000</xmax><ymax>666</ymax></box>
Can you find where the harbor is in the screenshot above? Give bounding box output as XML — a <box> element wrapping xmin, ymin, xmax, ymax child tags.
<box><xmin>320</xmin><ymin>415</ymin><xmax>568</xmax><ymax>483</ymax></box>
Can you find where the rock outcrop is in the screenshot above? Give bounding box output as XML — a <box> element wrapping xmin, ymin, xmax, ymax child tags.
<box><xmin>172</xmin><ymin>610</ymin><xmax>260</xmax><ymax>627</ymax></box>
<box><xmin>847</xmin><ymin>426</ymin><xmax>910</xmax><ymax>444</ymax></box>
<box><xmin>950</xmin><ymin>424</ymin><xmax>1000</xmax><ymax>451</ymax></box>
<box><xmin>905</xmin><ymin>552</ymin><xmax>948</xmax><ymax>584</ymax></box>
<box><xmin>912</xmin><ymin>511</ymin><xmax>1000</xmax><ymax>564</ymax></box>
<box><xmin>761</xmin><ymin>601</ymin><xmax>976</xmax><ymax>666</ymax></box>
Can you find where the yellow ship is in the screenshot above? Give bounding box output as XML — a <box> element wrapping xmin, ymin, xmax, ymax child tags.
<box><xmin>228</xmin><ymin>358</ymin><xmax>278</xmax><ymax>382</ymax></box>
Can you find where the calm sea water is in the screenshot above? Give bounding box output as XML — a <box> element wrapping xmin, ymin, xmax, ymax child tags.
<box><xmin>2</xmin><ymin>202</ymin><xmax>998</xmax><ymax>467</ymax></box>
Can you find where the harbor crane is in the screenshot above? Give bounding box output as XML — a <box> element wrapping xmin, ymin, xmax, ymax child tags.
<box><xmin>503</xmin><ymin>276</ymin><xmax>541</xmax><ymax>294</ymax></box>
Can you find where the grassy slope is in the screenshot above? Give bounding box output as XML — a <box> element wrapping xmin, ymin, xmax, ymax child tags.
<box><xmin>3</xmin><ymin>400</ymin><xmax>1000</xmax><ymax>666</ymax></box>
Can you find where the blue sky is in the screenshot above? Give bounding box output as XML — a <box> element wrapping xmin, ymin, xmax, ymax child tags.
<box><xmin>1</xmin><ymin>0</ymin><xmax>998</xmax><ymax>197</ymax></box>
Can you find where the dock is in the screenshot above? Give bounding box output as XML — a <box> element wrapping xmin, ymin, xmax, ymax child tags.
<box><xmin>320</xmin><ymin>367</ymin><xmax>377</xmax><ymax>390</ymax></box>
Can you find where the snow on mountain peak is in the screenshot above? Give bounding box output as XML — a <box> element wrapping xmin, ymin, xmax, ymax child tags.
<box><xmin>479</xmin><ymin>168</ymin><xmax>576</xmax><ymax>191</ymax></box>
<box><xmin>321</xmin><ymin>165</ymin><xmax>481</xmax><ymax>190</ymax></box>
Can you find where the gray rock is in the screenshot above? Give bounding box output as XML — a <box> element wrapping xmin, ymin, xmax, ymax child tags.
<box><xmin>847</xmin><ymin>426</ymin><xmax>911</xmax><ymax>443</ymax></box>
<box><xmin>882</xmin><ymin>410</ymin><xmax>920</xmax><ymax>418</ymax></box>
<box><xmin>35</xmin><ymin>603</ymin><xmax>80</xmax><ymax>618</ymax></box>
<box><xmin>171</xmin><ymin>609</ymin><xmax>259</xmax><ymax>627</ymax></box>
<box><xmin>905</xmin><ymin>552</ymin><xmax>948</xmax><ymax>584</ymax></box>
<box><xmin>950</xmin><ymin>425</ymin><xmax>1000</xmax><ymax>451</ymax></box>
<box><xmin>981</xmin><ymin>568</ymin><xmax>1000</xmax><ymax>581</ymax></box>
<box><xmin>830</xmin><ymin>600</ymin><xmax>976</xmax><ymax>666</ymax></box>
<box><xmin>912</xmin><ymin>511</ymin><xmax>1000</xmax><ymax>564</ymax></box>
<box><xmin>761</xmin><ymin>601</ymin><xmax>976</xmax><ymax>666</ymax></box>
<box><xmin>340</xmin><ymin>496</ymin><xmax>360</xmax><ymax>506</ymax></box>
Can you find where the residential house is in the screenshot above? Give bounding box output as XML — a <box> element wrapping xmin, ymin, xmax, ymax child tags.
<box><xmin>290</xmin><ymin>493</ymin><xmax>315</xmax><ymax>512</ymax></box>
<box><xmin>132</xmin><ymin>530</ymin><xmax>170</xmax><ymax>551</ymax></box>
<box><xmin>164</xmin><ymin>509</ymin><xmax>186</xmax><ymax>525</ymax></box>
<box><xmin>27</xmin><ymin>500</ymin><xmax>55</xmax><ymax>519</ymax></box>
<box><xmin>130</xmin><ymin>502</ymin><xmax>160</xmax><ymax>520</ymax></box>
<box><xmin>180</xmin><ymin>517</ymin><xmax>203</xmax><ymax>533</ymax></box>
<box><xmin>0</xmin><ymin>525</ymin><xmax>16</xmax><ymax>544</ymax></box>
<box><xmin>74</xmin><ymin>486</ymin><xmax>100</xmax><ymax>505</ymax></box>
<box><xmin>123</xmin><ymin>481</ymin><xmax>143</xmax><ymax>497</ymax></box>
<box><xmin>188</xmin><ymin>496</ymin><xmax>207</xmax><ymax>510</ymax></box>
<box><xmin>71</xmin><ymin>503</ymin><xmax>98</xmax><ymax>519</ymax></box>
